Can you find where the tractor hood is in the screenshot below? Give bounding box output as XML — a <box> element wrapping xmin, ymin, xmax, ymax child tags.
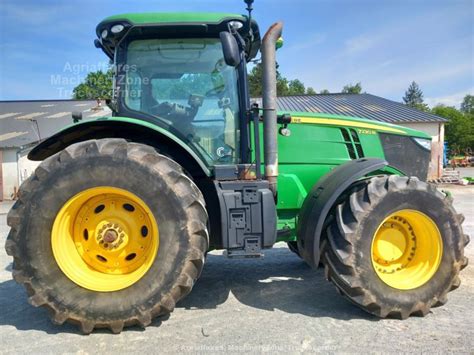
<box><xmin>282</xmin><ymin>111</ymin><xmax>432</xmax><ymax>180</ymax></box>
<box><xmin>283</xmin><ymin>111</ymin><xmax>432</xmax><ymax>139</ymax></box>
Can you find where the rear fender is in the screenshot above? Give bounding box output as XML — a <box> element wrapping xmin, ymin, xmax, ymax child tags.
<box><xmin>28</xmin><ymin>117</ymin><xmax>211</xmax><ymax>177</ymax></box>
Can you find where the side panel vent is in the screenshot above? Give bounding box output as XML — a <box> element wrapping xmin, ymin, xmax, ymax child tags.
<box><xmin>350</xmin><ymin>129</ymin><xmax>365</xmax><ymax>158</ymax></box>
<box><xmin>340</xmin><ymin>128</ymin><xmax>357</xmax><ymax>159</ymax></box>
<box><xmin>340</xmin><ymin>128</ymin><xmax>364</xmax><ymax>159</ymax></box>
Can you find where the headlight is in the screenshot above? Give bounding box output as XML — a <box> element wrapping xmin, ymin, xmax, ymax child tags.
<box><xmin>413</xmin><ymin>137</ymin><xmax>431</xmax><ymax>151</ymax></box>
<box><xmin>229</xmin><ymin>21</ymin><xmax>243</xmax><ymax>29</ymax></box>
<box><xmin>101</xmin><ymin>29</ymin><xmax>108</xmax><ymax>39</ymax></box>
<box><xmin>111</xmin><ymin>24</ymin><xmax>125</xmax><ymax>34</ymax></box>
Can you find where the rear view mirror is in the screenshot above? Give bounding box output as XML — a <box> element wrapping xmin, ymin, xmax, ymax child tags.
<box><xmin>220</xmin><ymin>32</ymin><xmax>241</xmax><ymax>67</ymax></box>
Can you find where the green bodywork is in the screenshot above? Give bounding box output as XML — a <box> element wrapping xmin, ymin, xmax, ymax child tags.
<box><xmin>261</xmin><ymin>112</ymin><xmax>429</xmax><ymax>241</ymax></box>
<box><xmin>69</xmin><ymin>112</ymin><xmax>429</xmax><ymax>243</ymax></box>
<box><xmin>100</xmin><ymin>12</ymin><xmax>246</xmax><ymax>25</ymax></box>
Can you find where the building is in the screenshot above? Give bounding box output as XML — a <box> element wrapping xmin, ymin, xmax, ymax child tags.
<box><xmin>0</xmin><ymin>94</ymin><xmax>446</xmax><ymax>200</ymax></box>
<box><xmin>0</xmin><ymin>99</ymin><xmax>109</xmax><ymax>200</ymax></box>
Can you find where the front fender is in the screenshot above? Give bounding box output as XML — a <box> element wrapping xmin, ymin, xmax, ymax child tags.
<box><xmin>297</xmin><ymin>158</ymin><xmax>388</xmax><ymax>268</ymax></box>
<box><xmin>28</xmin><ymin>116</ymin><xmax>211</xmax><ymax>177</ymax></box>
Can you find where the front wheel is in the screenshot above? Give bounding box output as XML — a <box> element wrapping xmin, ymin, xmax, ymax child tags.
<box><xmin>287</xmin><ymin>241</ymin><xmax>301</xmax><ymax>257</ymax></box>
<box><xmin>5</xmin><ymin>139</ymin><xmax>209</xmax><ymax>333</ymax></box>
<box><xmin>321</xmin><ymin>175</ymin><xmax>468</xmax><ymax>319</ymax></box>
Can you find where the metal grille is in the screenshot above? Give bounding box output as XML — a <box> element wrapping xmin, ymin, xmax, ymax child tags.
<box><xmin>379</xmin><ymin>133</ymin><xmax>430</xmax><ymax>180</ymax></box>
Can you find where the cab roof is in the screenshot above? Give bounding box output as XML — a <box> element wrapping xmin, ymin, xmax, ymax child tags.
<box><xmin>99</xmin><ymin>12</ymin><xmax>247</xmax><ymax>25</ymax></box>
<box><xmin>96</xmin><ymin>12</ymin><xmax>261</xmax><ymax>60</ymax></box>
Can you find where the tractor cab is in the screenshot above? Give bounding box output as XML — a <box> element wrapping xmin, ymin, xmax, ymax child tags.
<box><xmin>95</xmin><ymin>13</ymin><xmax>261</xmax><ymax>166</ymax></box>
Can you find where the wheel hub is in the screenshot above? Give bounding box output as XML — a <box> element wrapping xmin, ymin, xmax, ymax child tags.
<box><xmin>96</xmin><ymin>223</ymin><xmax>125</xmax><ymax>250</ymax></box>
<box><xmin>51</xmin><ymin>187</ymin><xmax>159</xmax><ymax>292</ymax></box>
<box><xmin>371</xmin><ymin>209</ymin><xmax>442</xmax><ymax>290</ymax></box>
<box><xmin>375</xmin><ymin>225</ymin><xmax>407</xmax><ymax>262</ymax></box>
<box><xmin>373</xmin><ymin>216</ymin><xmax>417</xmax><ymax>274</ymax></box>
<box><xmin>103</xmin><ymin>229</ymin><xmax>118</xmax><ymax>243</ymax></box>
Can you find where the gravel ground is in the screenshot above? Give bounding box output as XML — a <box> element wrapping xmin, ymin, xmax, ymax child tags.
<box><xmin>0</xmin><ymin>185</ymin><xmax>473</xmax><ymax>354</ymax></box>
<box><xmin>458</xmin><ymin>166</ymin><xmax>474</xmax><ymax>178</ymax></box>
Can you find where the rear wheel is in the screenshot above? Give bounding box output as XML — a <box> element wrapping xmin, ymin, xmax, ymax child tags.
<box><xmin>321</xmin><ymin>175</ymin><xmax>468</xmax><ymax>318</ymax></box>
<box><xmin>5</xmin><ymin>139</ymin><xmax>208</xmax><ymax>333</ymax></box>
<box><xmin>51</xmin><ymin>186</ymin><xmax>161</xmax><ymax>292</ymax></box>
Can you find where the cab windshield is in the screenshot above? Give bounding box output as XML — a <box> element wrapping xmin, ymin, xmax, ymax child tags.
<box><xmin>124</xmin><ymin>38</ymin><xmax>240</xmax><ymax>164</ymax></box>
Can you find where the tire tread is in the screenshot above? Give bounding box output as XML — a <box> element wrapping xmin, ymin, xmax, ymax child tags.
<box><xmin>5</xmin><ymin>139</ymin><xmax>208</xmax><ymax>334</ymax></box>
<box><xmin>321</xmin><ymin>175</ymin><xmax>467</xmax><ymax>319</ymax></box>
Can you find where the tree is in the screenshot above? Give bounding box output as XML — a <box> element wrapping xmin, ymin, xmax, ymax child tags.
<box><xmin>320</xmin><ymin>89</ymin><xmax>330</xmax><ymax>94</ymax></box>
<box><xmin>152</xmin><ymin>73</ymin><xmax>214</xmax><ymax>99</ymax></box>
<box><xmin>248</xmin><ymin>64</ymin><xmax>264</xmax><ymax>97</ymax></box>
<box><xmin>306</xmin><ymin>87</ymin><xmax>316</xmax><ymax>95</ymax></box>
<box><xmin>276</xmin><ymin>70</ymin><xmax>290</xmax><ymax>96</ymax></box>
<box><xmin>73</xmin><ymin>69</ymin><xmax>113</xmax><ymax>100</ymax></box>
<box><xmin>402</xmin><ymin>81</ymin><xmax>428</xmax><ymax>111</ymax></box>
<box><xmin>460</xmin><ymin>94</ymin><xmax>474</xmax><ymax>114</ymax></box>
<box><xmin>248</xmin><ymin>63</ymin><xmax>292</xmax><ymax>97</ymax></box>
<box><xmin>288</xmin><ymin>79</ymin><xmax>306</xmax><ymax>95</ymax></box>
<box><xmin>247</xmin><ymin>63</ymin><xmax>314</xmax><ymax>97</ymax></box>
<box><xmin>342</xmin><ymin>82</ymin><xmax>362</xmax><ymax>94</ymax></box>
<box><xmin>431</xmin><ymin>105</ymin><xmax>473</xmax><ymax>153</ymax></box>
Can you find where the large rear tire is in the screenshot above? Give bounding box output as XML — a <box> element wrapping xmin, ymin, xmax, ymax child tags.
<box><xmin>321</xmin><ymin>175</ymin><xmax>468</xmax><ymax>319</ymax></box>
<box><xmin>5</xmin><ymin>139</ymin><xmax>208</xmax><ymax>333</ymax></box>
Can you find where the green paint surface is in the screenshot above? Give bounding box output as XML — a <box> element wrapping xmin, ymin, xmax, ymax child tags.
<box><xmin>256</xmin><ymin>112</ymin><xmax>429</xmax><ymax>241</ymax></box>
<box><xmin>100</xmin><ymin>12</ymin><xmax>245</xmax><ymax>25</ymax></box>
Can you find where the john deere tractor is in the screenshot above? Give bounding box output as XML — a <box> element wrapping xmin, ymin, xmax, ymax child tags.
<box><xmin>6</xmin><ymin>1</ymin><xmax>468</xmax><ymax>333</ymax></box>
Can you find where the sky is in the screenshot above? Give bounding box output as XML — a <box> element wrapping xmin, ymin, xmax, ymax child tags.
<box><xmin>0</xmin><ymin>0</ymin><xmax>473</xmax><ymax>107</ymax></box>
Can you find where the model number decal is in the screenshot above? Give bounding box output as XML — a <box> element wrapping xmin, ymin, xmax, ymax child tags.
<box><xmin>357</xmin><ymin>128</ymin><xmax>376</xmax><ymax>135</ymax></box>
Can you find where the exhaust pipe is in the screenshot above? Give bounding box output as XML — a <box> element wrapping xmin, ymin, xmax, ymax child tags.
<box><xmin>261</xmin><ymin>22</ymin><xmax>283</xmax><ymax>197</ymax></box>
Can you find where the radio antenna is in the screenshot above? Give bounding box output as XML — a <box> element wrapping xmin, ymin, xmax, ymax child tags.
<box><xmin>244</xmin><ymin>0</ymin><xmax>254</xmax><ymax>34</ymax></box>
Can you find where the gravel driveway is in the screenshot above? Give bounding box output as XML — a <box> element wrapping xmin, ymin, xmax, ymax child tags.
<box><xmin>0</xmin><ymin>186</ymin><xmax>473</xmax><ymax>354</ymax></box>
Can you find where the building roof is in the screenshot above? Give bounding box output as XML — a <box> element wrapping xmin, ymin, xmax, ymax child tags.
<box><xmin>0</xmin><ymin>100</ymin><xmax>111</xmax><ymax>148</ymax></box>
<box><xmin>254</xmin><ymin>93</ymin><xmax>447</xmax><ymax>124</ymax></box>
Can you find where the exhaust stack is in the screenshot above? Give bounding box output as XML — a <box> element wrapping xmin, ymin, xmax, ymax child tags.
<box><xmin>261</xmin><ymin>22</ymin><xmax>283</xmax><ymax>196</ymax></box>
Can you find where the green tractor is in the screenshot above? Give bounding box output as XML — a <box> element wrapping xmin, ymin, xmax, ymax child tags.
<box><xmin>6</xmin><ymin>1</ymin><xmax>468</xmax><ymax>333</ymax></box>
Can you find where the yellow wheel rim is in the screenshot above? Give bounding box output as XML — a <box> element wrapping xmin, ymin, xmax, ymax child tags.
<box><xmin>371</xmin><ymin>209</ymin><xmax>443</xmax><ymax>290</ymax></box>
<box><xmin>52</xmin><ymin>187</ymin><xmax>159</xmax><ymax>292</ymax></box>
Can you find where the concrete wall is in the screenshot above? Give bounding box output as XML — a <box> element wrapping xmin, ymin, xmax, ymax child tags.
<box><xmin>0</xmin><ymin>147</ymin><xmax>41</xmax><ymax>200</ymax></box>
<box><xmin>17</xmin><ymin>148</ymin><xmax>40</xmax><ymax>186</ymax></box>
<box><xmin>398</xmin><ymin>122</ymin><xmax>444</xmax><ymax>179</ymax></box>
<box><xmin>1</xmin><ymin>148</ymin><xmax>19</xmax><ymax>200</ymax></box>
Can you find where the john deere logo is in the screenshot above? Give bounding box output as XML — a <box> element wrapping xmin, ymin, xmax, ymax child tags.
<box><xmin>216</xmin><ymin>147</ymin><xmax>225</xmax><ymax>157</ymax></box>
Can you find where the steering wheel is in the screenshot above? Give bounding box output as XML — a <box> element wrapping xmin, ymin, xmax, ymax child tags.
<box><xmin>205</xmin><ymin>85</ymin><xmax>225</xmax><ymax>97</ymax></box>
<box><xmin>150</xmin><ymin>102</ymin><xmax>174</xmax><ymax>116</ymax></box>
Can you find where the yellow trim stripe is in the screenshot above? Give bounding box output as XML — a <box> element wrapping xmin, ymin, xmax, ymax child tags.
<box><xmin>290</xmin><ymin>116</ymin><xmax>406</xmax><ymax>134</ymax></box>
